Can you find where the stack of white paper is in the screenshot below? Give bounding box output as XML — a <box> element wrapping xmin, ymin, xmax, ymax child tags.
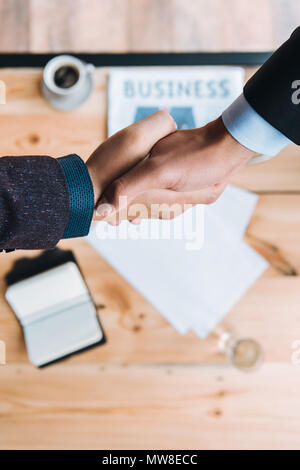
<box><xmin>87</xmin><ymin>185</ymin><xmax>268</xmax><ymax>338</ymax></box>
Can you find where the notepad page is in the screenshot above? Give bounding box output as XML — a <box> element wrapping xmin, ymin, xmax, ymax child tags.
<box><xmin>5</xmin><ymin>262</ymin><xmax>88</xmax><ymax>323</ymax></box>
<box><xmin>24</xmin><ymin>300</ymin><xmax>103</xmax><ymax>366</ymax></box>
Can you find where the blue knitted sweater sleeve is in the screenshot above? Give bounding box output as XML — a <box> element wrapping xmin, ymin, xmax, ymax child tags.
<box><xmin>57</xmin><ymin>154</ymin><xmax>94</xmax><ymax>239</ymax></box>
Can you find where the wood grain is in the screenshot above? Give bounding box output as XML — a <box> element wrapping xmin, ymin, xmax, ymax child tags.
<box><xmin>1</xmin><ymin>363</ymin><xmax>300</xmax><ymax>450</ymax></box>
<box><xmin>30</xmin><ymin>0</ymin><xmax>130</xmax><ymax>53</ymax></box>
<box><xmin>170</xmin><ymin>0</ymin><xmax>273</xmax><ymax>52</ymax></box>
<box><xmin>272</xmin><ymin>0</ymin><xmax>300</xmax><ymax>47</ymax></box>
<box><xmin>0</xmin><ymin>0</ymin><xmax>300</xmax><ymax>53</ymax></box>
<box><xmin>129</xmin><ymin>0</ymin><xmax>171</xmax><ymax>52</ymax></box>
<box><xmin>0</xmin><ymin>0</ymin><xmax>30</xmax><ymax>52</ymax></box>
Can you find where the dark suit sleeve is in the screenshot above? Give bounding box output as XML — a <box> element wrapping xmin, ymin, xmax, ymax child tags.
<box><xmin>0</xmin><ymin>155</ymin><xmax>70</xmax><ymax>251</ymax></box>
<box><xmin>244</xmin><ymin>27</ymin><xmax>300</xmax><ymax>144</ymax></box>
<box><xmin>0</xmin><ymin>154</ymin><xmax>94</xmax><ymax>252</ymax></box>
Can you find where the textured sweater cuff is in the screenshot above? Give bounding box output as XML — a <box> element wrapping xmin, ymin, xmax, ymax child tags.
<box><xmin>57</xmin><ymin>154</ymin><xmax>94</xmax><ymax>239</ymax></box>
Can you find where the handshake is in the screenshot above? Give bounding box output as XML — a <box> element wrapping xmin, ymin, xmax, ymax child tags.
<box><xmin>86</xmin><ymin>111</ymin><xmax>256</xmax><ymax>225</ymax></box>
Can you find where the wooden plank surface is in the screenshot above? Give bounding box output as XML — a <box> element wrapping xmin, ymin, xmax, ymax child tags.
<box><xmin>0</xmin><ymin>0</ymin><xmax>300</xmax><ymax>53</ymax></box>
<box><xmin>1</xmin><ymin>65</ymin><xmax>300</xmax><ymax>449</ymax></box>
<box><xmin>0</xmin><ymin>0</ymin><xmax>30</xmax><ymax>52</ymax></box>
<box><xmin>1</xmin><ymin>363</ymin><xmax>300</xmax><ymax>450</ymax></box>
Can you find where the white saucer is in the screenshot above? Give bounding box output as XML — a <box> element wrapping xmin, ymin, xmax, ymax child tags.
<box><xmin>41</xmin><ymin>74</ymin><xmax>94</xmax><ymax>111</ymax></box>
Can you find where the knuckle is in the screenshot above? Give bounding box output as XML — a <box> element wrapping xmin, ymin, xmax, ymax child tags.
<box><xmin>206</xmin><ymin>195</ymin><xmax>217</xmax><ymax>205</ymax></box>
<box><xmin>151</xmin><ymin>137</ymin><xmax>170</xmax><ymax>154</ymax></box>
<box><xmin>150</xmin><ymin>135</ymin><xmax>170</xmax><ymax>156</ymax></box>
<box><xmin>120</xmin><ymin>127</ymin><xmax>142</xmax><ymax>148</ymax></box>
<box><xmin>154</xmin><ymin>165</ymin><xmax>170</xmax><ymax>186</ymax></box>
<box><xmin>168</xmin><ymin>212</ymin><xmax>179</xmax><ymax>220</ymax></box>
<box><xmin>157</xmin><ymin>109</ymin><xmax>176</xmax><ymax>130</ymax></box>
<box><xmin>148</xmin><ymin>158</ymin><xmax>178</xmax><ymax>188</ymax></box>
<box><xmin>111</xmin><ymin>178</ymin><xmax>126</xmax><ymax>200</ymax></box>
<box><xmin>145</xmin><ymin>158</ymin><xmax>161</xmax><ymax>180</ymax></box>
<box><xmin>206</xmin><ymin>185</ymin><xmax>222</xmax><ymax>204</ymax></box>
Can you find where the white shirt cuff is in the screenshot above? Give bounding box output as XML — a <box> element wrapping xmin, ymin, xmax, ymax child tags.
<box><xmin>222</xmin><ymin>93</ymin><xmax>291</xmax><ymax>156</ymax></box>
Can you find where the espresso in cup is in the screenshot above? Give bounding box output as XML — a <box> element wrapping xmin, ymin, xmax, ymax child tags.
<box><xmin>54</xmin><ymin>65</ymin><xmax>80</xmax><ymax>89</ymax></box>
<box><xmin>42</xmin><ymin>55</ymin><xmax>95</xmax><ymax>110</ymax></box>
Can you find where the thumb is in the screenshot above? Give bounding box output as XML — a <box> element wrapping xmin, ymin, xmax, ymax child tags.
<box><xmin>96</xmin><ymin>157</ymin><xmax>168</xmax><ymax>219</ymax></box>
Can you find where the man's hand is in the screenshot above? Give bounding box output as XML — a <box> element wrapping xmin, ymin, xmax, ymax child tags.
<box><xmin>86</xmin><ymin>110</ymin><xmax>177</xmax><ymax>208</ymax></box>
<box><xmin>96</xmin><ymin>116</ymin><xmax>257</xmax><ymax>223</ymax></box>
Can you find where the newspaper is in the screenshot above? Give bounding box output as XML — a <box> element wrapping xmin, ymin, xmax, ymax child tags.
<box><xmin>108</xmin><ymin>66</ymin><xmax>244</xmax><ymax>135</ymax></box>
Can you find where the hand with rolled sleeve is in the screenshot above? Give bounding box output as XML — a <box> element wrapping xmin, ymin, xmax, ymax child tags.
<box><xmin>0</xmin><ymin>111</ymin><xmax>176</xmax><ymax>251</ymax></box>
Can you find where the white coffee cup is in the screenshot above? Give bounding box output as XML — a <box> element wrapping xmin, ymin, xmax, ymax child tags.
<box><xmin>42</xmin><ymin>55</ymin><xmax>95</xmax><ymax>111</ymax></box>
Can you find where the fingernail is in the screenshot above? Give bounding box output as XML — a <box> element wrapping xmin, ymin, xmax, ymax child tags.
<box><xmin>130</xmin><ymin>218</ymin><xmax>142</xmax><ymax>225</ymax></box>
<box><xmin>169</xmin><ymin>114</ymin><xmax>177</xmax><ymax>130</ymax></box>
<box><xmin>96</xmin><ymin>202</ymin><xmax>115</xmax><ymax>218</ymax></box>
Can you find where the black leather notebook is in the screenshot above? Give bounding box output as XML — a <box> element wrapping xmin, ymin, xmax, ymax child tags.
<box><xmin>5</xmin><ymin>249</ymin><xmax>106</xmax><ymax>367</ymax></box>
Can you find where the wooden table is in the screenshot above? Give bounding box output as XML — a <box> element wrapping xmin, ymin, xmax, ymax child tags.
<box><xmin>1</xmin><ymin>67</ymin><xmax>300</xmax><ymax>450</ymax></box>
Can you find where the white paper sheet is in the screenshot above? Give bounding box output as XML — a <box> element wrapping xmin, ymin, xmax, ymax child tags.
<box><xmin>209</xmin><ymin>185</ymin><xmax>258</xmax><ymax>239</ymax></box>
<box><xmin>188</xmin><ymin>213</ymin><xmax>268</xmax><ymax>337</ymax></box>
<box><xmin>87</xmin><ymin>186</ymin><xmax>268</xmax><ymax>337</ymax></box>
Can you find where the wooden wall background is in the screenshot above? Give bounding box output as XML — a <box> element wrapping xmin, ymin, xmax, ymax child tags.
<box><xmin>0</xmin><ymin>0</ymin><xmax>300</xmax><ymax>53</ymax></box>
<box><xmin>1</xmin><ymin>0</ymin><xmax>300</xmax><ymax>451</ymax></box>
